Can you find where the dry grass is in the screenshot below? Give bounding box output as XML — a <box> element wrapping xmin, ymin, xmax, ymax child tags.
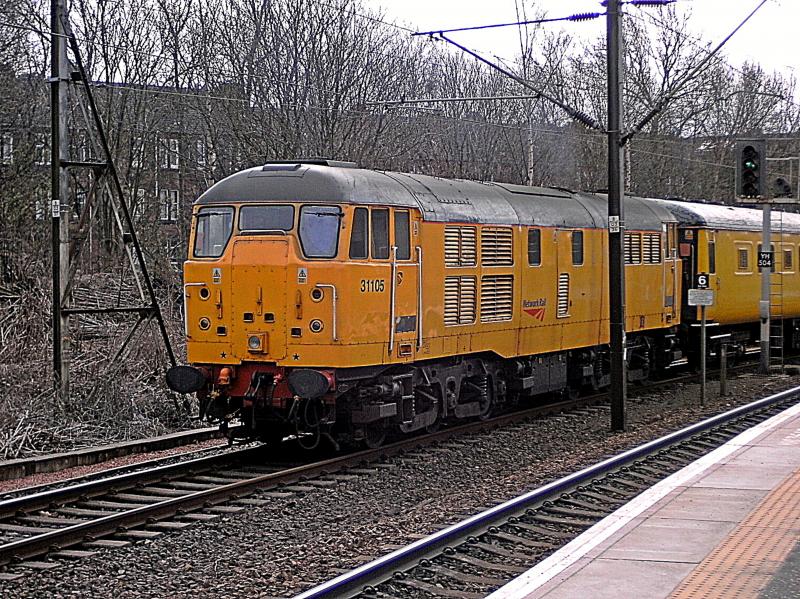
<box><xmin>0</xmin><ymin>274</ymin><xmax>194</xmax><ymax>459</ymax></box>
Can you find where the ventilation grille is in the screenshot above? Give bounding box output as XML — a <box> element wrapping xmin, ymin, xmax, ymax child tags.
<box><xmin>557</xmin><ymin>273</ymin><xmax>570</xmax><ymax>317</ymax></box>
<box><xmin>643</xmin><ymin>233</ymin><xmax>662</xmax><ymax>264</ymax></box>
<box><xmin>444</xmin><ymin>276</ymin><xmax>476</xmax><ymax>326</ymax></box>
<box><xmin>444</xmin><ymin>226</ymin><xmax>477</xmax><ymax>267</ymax></box>
<box><xmin>480</xmin><ymin>275</ymin><xmax>513</xmax><ymax>322</ymax></box>
<box><xmin>625</xmin><ymin>232</ymin><xmax>642</xmax><ymax>264</ymax></box>
<box><xmin>481</xmin><ymin>227</ymin><xmax>513</xmax><ymax>266</ymax></box>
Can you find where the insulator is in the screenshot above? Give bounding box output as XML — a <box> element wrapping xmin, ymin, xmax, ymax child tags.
<box><xmin>568</xmin><ymin>12</ymin><xmax>602</xmax><ymax>21</ymax></box>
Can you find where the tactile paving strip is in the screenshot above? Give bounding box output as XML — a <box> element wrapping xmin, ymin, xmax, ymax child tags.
<box><xmin>670</xmin><ymin>468</ymin><xmax>800</xmax><ymax>599</ymax></box>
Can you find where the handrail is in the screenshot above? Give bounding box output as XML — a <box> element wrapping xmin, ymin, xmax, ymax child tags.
<box><xmin>315</xmin><ymin>284</ymin><xmax>338</xmax><ymax>341</ymax></box>
<box><xmin>416</xmin><ymin>246</ymin><xmax>423</xmax><ymax>349</ymax></box>
<box><xmin>388</xmin><ymin>246</ymin><xmax>398</xmax><ymax>354</ymax></box>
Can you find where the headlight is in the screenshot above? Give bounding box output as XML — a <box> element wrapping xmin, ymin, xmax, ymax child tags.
<box><xmin>248</xmin><ymin>335</ymin><xmax>262</xmax><ymax>350</ymax></box>
<box><xmin>309</xmin><ymin>319</ymin><xmax>324</xmax><ymax>333</ymax></box>
<box><xmin>198</xmin><ymin>317</ymin><xmax>211</xmax><ymax>330</ymax></box>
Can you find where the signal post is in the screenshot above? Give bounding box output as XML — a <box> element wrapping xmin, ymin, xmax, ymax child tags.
<box><xmin>735</xmin><ymin>139</ymin><xmax>798</xmax><ymax>373</ymax></box>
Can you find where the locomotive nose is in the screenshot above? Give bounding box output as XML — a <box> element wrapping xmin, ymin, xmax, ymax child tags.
<box><xmin>230</xmin><ymin>238</ymin><xmax>290</xmax><ymax>361</ymax></box>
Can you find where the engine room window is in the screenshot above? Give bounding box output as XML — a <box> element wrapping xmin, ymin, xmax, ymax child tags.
<box><xmin>193</xmin><ymin>207</ymin><xmax>234</xmax><ymax>258</ymax></box>
<box><xmin>349</xmin><ymin>207</ymin><xmax>369</xmax><ymax>259</ymax></box>
<box><xmin>527</xmin><ymin>229</ymin><xmax>541</xmax><ymax>266</ymax></box>
<box><xmin>571</xmin><ymin>231</ymin><xmax>584</xmax><ymax>265</ymax></box>
<box><xmin>299</xmin><ymin>205</ymin><xmax>341</xmax><ymax>259</ymax></box>
<box><xmin>394</xmin><ymin>211</ymin><xmax>411</xmax><ymax>260</ymax></box>
<box><xmin>239</xmin><ymin>205</ymin><xmax>294</xmax><ymax>231</ymax></box>
<box><xmin>371</xmin><ymin>209</ymin><xmax>390</xmax><ymax>259</ymax></box>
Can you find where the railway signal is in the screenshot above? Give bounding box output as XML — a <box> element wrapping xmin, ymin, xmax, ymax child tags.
<box><xmin>735</xmin><ymin>139</ymin><xmax>767</xmax><ymax>199</ymax></box>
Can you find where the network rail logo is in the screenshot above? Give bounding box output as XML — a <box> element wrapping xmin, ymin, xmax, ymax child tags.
<box><xmin>523</xmin><ymin>298</ymin><xmax>547</xmax><ymax>321</ymax></box>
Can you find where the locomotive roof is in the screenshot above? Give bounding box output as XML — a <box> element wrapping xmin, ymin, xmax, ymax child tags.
<box><xmin>650</xmin><ymin>199</ymin><xmax>800</xmax><ymax>234</ymax></box>
<box><xmin>196</xmin><ymin>162</ymin><xmax>674</xmax><ymax>230</ymax></box>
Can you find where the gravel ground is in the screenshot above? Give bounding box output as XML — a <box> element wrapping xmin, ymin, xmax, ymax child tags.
<box><xmin>2</xmin><ymin>372</ymin><xmax>799</xmax><ymax>598</ymax></box>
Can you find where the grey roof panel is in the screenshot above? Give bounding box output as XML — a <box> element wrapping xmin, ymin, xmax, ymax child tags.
<box><xmin>196</xmin><ymin>163</ymin><xmax>674</xmax><ymax>230</ymax></box>
<box><xmin>649</xmin><ymin>199</ymin><xmax>800</xmax><ymax>233</ymax></box>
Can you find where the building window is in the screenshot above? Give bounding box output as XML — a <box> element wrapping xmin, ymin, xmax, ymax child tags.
<box><xmin>34</xmin><ymin>133</ymin><xmax>49</xmax><ymax>166</ymax></box>
<box><xmin>1</xmin><ymin>133</ymin><xmax>13</xmax><ymax>164</ymax></box>
<box><xmin>527</xmin><ymin>229</ymin><xmax>541</xmax><ymax>266</ymax></box>
<box><xmin>74</xmin><ymin>191</ymin><xmax>86</xmax><ymax>219</ymax></box>
<box><xmin>159</xmin><ymin>189</ymin><xmax>179</xmax><ymax>222</ymax></box>
<box><xmin>196</xmin><ymin>138</ymin><xmax>206</xmax><ymax>167</ymax></box>
<box><xmin>131</xmin><ymin>136</ymin><xmax>144</xmax><ymax>168</ymax></box>
<box><xmin>132</xmin><ymin>188</ymin><xmax>146</xmax><ymax>221</ymax></box>
<box><xmin>571</xmin><ymin>231</ymin><xmax>584</xmax><ymax>265</ymax></box>
<box><xmin>160</xmin><ymin>137</ymin><xmax>179</xmax><ymax>170</ymax></box>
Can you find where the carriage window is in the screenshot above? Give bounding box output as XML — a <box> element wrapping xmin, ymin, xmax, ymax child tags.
<box><xmin>299</xmin><ymin>205</ymin><xmax>341</xmax><ymax>259</ymax></box>
<box><xmin>708</xmin><ymin>241</ymin><xmax>716</xmax><ymax>273</ymax></box>
<box><xmin>527</xmin><ymin>229</ymin><xmax>541</xmax><ymax>266</ymax></box>
<box><xmin>193</xmin><ymin>206</ymin><xmax>233</xmax><ymax>258</ymax></box>
<box><xmin>371</xmin><ymin>209</ymin><xmax>389</xmax><ymax>259</ymax></box>
<box><xmin>571</xmin><ymin>231</ymin><xmax>584</xmax><ymax>265</ymax></box>
<box><xmin>349</xmin><ymin>207</ymin><xmax>368</xmax><ymax>259</ymax></box>
<box><xmin>394</xmin><ymin>211</ymin><xmax>410</xmax><ymax>260</ymax></box>
<box><xmin>737</xmin><ymin>248</ymin><xmax>749</xmax><ymax>271</ymax></box>
<box><xmin>785</xmin><ymin>248</ymin><xmax>794</xmax><ymax>271</ymax></box>
<box><xmin>239</xmin><ymin>204</ymin><xmax>294</xmax><ymax>231</ymax></box>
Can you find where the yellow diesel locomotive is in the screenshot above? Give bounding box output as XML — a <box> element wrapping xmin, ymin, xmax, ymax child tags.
<box><xmin>167</xmin><ymin>160</ymin><xmax>688</xmax><ymax>446</ymax></box>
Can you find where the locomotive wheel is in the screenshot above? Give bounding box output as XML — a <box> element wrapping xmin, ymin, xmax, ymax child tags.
<box><xmin>362</xmin><ymin>424</ymin><xmax>386</xmax><ymax>449</ymax></box>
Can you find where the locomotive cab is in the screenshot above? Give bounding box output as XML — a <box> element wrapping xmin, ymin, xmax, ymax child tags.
<box><xmin>172</xmin><ymin>162</ymin><xmax>425</xmax><ymax>445</ymax></box>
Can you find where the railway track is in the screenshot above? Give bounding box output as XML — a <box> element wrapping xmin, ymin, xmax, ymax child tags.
<box><xmin>295</xmin><ymin>384</ymin><xmax>800</xmax><ymax>599</ymax></box>
<box><xmin>0</xmin><ymin>361</ymin><xmax>786</xmax><ymax>578</ymax></box>
<box><xmin>0</xmin><ymin>390</ymin><xmax>616</xmax><ymax>574</ymax></box>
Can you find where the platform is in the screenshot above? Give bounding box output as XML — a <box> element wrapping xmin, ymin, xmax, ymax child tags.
<box><xmin>489</xmin><ymin>399</ymin><xmax>800</xmax><ymax>599</ymax></box>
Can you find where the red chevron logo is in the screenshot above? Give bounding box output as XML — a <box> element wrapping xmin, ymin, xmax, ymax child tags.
<box><xmin>524</xmin><ymin>307</ymin><xmax>546</xmax><ymax>321</ymax></box>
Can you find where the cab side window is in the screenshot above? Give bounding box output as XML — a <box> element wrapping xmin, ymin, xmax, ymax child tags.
<box><xmin>371</xmin><ymin>209</ymin><xmax>390</xmax><ymax>259</ymax></box>
<box><xmin>394</xmin><ymin>211</ymin><xmax>411</xmax><ymax>260</ymax></box>
<box><xmin>349</xmin><ymin>207</ymin><xmax>368</xmax><ymax>259</ymax></box>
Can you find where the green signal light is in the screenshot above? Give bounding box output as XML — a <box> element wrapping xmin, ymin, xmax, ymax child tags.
<box><xmin>744</xmin><ymin>160</ymin><xmax>758</xmax><ymax>170</ymax></box>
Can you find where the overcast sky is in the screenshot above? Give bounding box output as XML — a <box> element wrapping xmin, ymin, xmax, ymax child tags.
<box><xmin>365</xmin><ymin>0</ymin><xmax>797</xmax><ymax>76</ymax></box>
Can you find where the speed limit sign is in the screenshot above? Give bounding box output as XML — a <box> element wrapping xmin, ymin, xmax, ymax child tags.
<box><xmin>695</xmin><ymin>272</ymin><xmax>709</xmax><ymax>289</ymax></box>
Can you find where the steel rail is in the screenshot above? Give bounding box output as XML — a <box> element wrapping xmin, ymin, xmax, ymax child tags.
<box><xmin>0</xmin><ymin>361</ymin><xmax>782</xmax><ymax>569</ymax></box>
<box><xmin>0</xmin><ymin>395</ymin><xmax>608</xmax><ymax>568</ymax></box>
<box><xmin>0</xmin><ymin>446</ymin><xmax>263</xmax><ymax>520</ymax></box>
<box><xmin>294</xmin><ymin>383</ymin><xmax>800</xmax><ymax>599</ymax></box>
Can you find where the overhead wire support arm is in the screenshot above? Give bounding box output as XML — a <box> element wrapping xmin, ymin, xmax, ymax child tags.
<box><xmin>413</xmin><ymin>12</ymin><xmax>606</xmax><ymax>37</ymax></box>
<box><xmin>433</xmin><ymin>33</ymin><xmax>605</xmax><ymax>133</ymax></box>
<box><xmin>60</xmin><ymin>16</ymin><xmax>177</xmax><ymax>368</ymax></box>
<box><xmin>620</xmin><ymin>0</ymin><xmax>769</xmax><ymax>144</ymax></box>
